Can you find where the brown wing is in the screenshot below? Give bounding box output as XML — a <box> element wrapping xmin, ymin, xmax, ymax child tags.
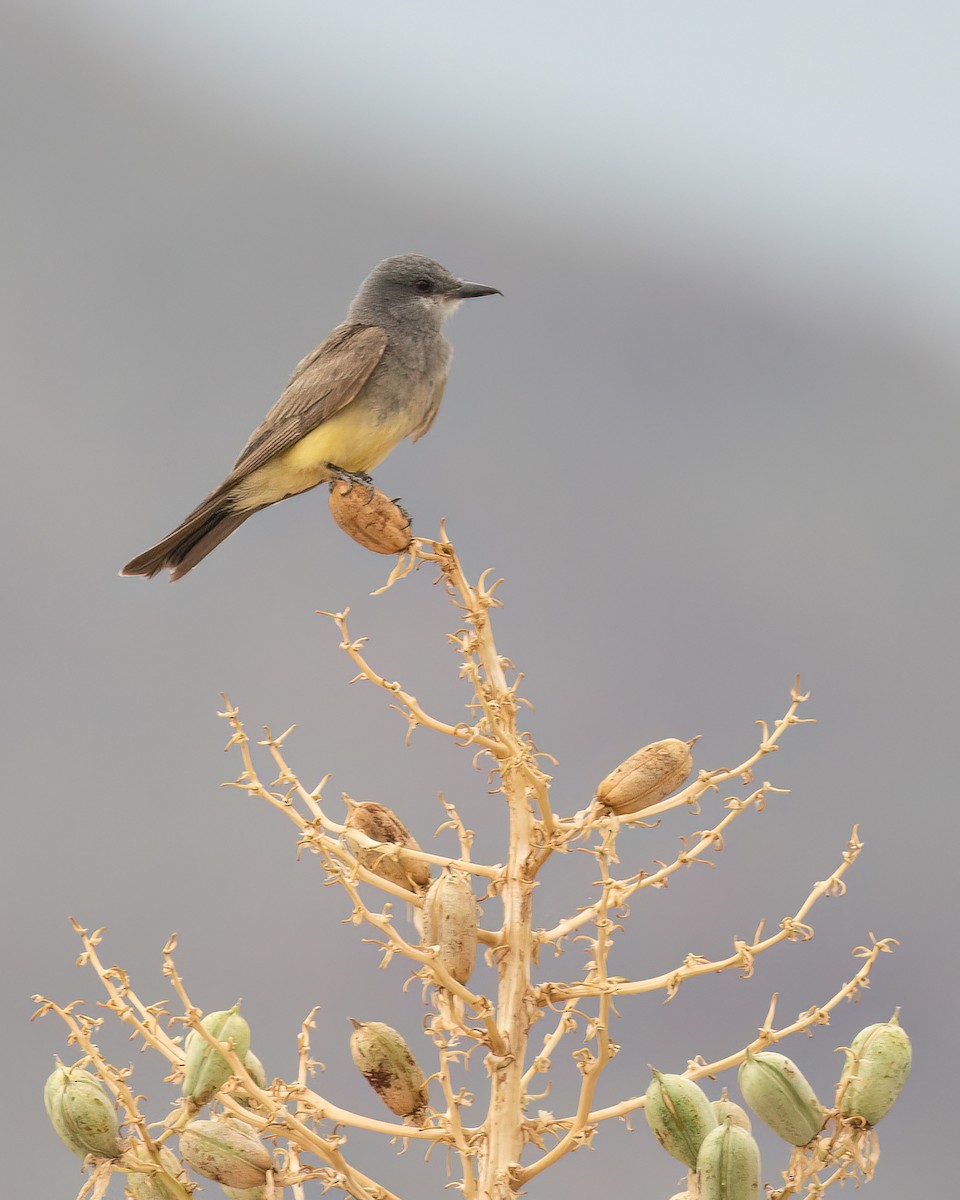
<box><xmin>225</xmin><ymin>322</ymin><xmax>388</xmax><ymax>484</ymax></box>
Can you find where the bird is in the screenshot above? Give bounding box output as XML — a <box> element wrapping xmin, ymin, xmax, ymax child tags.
<box><xmin>120</xmin><ymin>254</ymin><xmax>500</xmax><ymax>580</ymax></box>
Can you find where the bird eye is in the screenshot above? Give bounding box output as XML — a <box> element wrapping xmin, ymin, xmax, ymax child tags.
<box><xmin>414</xmin><ymin>278</ymin><xmax>432</xmax><ymax>294</ymax></box>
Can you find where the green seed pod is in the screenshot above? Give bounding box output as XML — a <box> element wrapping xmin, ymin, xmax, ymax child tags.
<box><xmin>182</xmin><ymin>1007</ymin><xmax>251</xmax><ymax>1107</ymax></box>
<box><xmin>596</xmin><ymin>739</ymin><xmax>694</xmax><ymax>815</ymax></box>
<box><xmin>697</xmin><ymin>1122</ymin><xmax>761</xmax><ymax>1200</ymax></box>
<box><xmin>738</xmin><ymin>1051</ymin><xmax>822</xmax><ymax>1146</ymax></box>
<box><xmin>234</xmin><ymin>1049</ymin><xmax>267</xmax><ymax>1109</ymax></box>
<box><xmin>44</xmin><ymin>1061</ymin><xmax>122</xmax><ymax>1159</ymax></box>
<box><xmin>124</xmin><ymin>1145</ymin><xmax>190</xmax><ymax>1200</ymax></box>
<box><xmin>712</xmin><ymin>1097</ymin><xmax>752</xmax><ymax>1132</ymax></box>
<box><xmin>178</xmin><ymin>1119</ymin><xmax>272</xmax><ymax>1189</ymax></box>
<box><xmin>838</xmin><ymin>1012</ymin><xmax>912</xmax><ymax>1126</ymax></box>
<box><xmin>345</xmin><ymin>801</ymin><xmax>432</xmax><ymax>893</ymax></box>
<box><xmin>349</xmin><ymin>1019</ymin><xmax>429</xmax><ymax>1124</ymax></box>
<box><xmin>422</xmin><ymin>868</ymin><xmax>479</xmax><ymax>985</ymax></box>
<box><xmin>644</xmin><ymin>1070</ymin><xmax>717</xmax><ymax>1168</ymax></box>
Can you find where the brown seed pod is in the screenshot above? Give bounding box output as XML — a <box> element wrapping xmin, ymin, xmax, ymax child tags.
<box><xmin>422</xmin><ymin>868</ymin><xmax>479</xmax><ymax>985</ymax></box>
<box><xmin>344</xmin><ymin>801</ymin><xmax>432</xmax><ymax>893</ymax></box>
<box><xmin>178</xmin><ymin>1119</ymin><xmax>272</xmax><ymax>1190</ymax></box>
<box><xmin>328</xmin><ymin>480</ymin><xmax>412</xmax><ymax>554</ymax></box>
<box><xmin>349</xmin><ymin>1020</ymin><xmax>429</xmax><ymax>1124</ymax></box>
<box><xmin>596</xmin><ymin>738</ymin><xmax>694</xmax><ymax>815</ymax></box>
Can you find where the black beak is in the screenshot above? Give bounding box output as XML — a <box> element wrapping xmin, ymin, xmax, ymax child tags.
<box><xmin>448</xmin><ymin>280</ymin><xmax>502</xmax><ymax>300</ymax></box>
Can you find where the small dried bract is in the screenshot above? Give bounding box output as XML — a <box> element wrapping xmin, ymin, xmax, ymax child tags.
<box><xmin>178</xmin><ymin>1119</ymin><xmax>273</xmax><ymax>1189</ymax></box>
<box><xmin>349</xmin><ymin>1019</ymin><xmax>429</xmax><ymax>1124</ymax></box>
<box><xmin>44</xmin><ymin>1061</ymin><xmax>123</xmax><ymax>1160</ymax></box>
<box><xmin>344</xmin><ymin>800</ymin><xmax>432</xmax><ymax>892</ymax></box>
<box><xmin>596</xmin><ymin>738</ymin><xmax>694</xmax><ymax>815</ymax></box>
<box><xmin>328</xmin><ymin>479</ymin><xmax>412</xmax><ymax>554</ymax></box>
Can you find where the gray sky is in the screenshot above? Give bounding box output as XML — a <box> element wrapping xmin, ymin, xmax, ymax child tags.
<box><xmin>3</xmin><ymin>4</ymin><xmax>957</xmax><ymax>1197</ymax></box>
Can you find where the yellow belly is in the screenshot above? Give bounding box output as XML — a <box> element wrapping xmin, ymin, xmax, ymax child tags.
<box><xmin>232</xmin><ymin>405</ymin><xmax>410</xmax><ymax>510</ymax></box>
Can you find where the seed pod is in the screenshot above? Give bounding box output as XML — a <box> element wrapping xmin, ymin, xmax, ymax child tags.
<box><xmin>349</xmin><ymin>1019</ymin><xmax>429</xmax><ymax>1124</ymax></box>
<box><xmin>234</xmin><ymin>1049</ymin><xmax>267</xmax><ymax>1109</ymax></box>
<box><xmin>222</xmin><ymin>1188</ymin><xmax>266</xmax><ymax>1200</ymax></box>
<box><xmin>596</xmin><ymin>739</ymin><xmax>693</xmax><ymax>815</ymax></box>
<box><xmin>124</xmin><ymin>1146</ymin><xmax>190</xmax><ymax>1200</ymax></box>
<box><xmin>178</xmin><ymin>1119</ymin><xmax>272</xmax><ymax>1189</ymax></box>
<box><xmin>838</xmin><ymin>1011</ymin><xmax>912</xmax><ymax>1126</ymax></box>
<box><xmin>644</xmin><ymin>1070</ymin><xmax>717</xmax><ymax>1168</ymax></box>
<box><xmin>345</xmin><ymin>801</ymin><xmax>431</xmax><ymax>893</ymax></box>
<box><xmin>422</xmin><ymin>868</ymin><xmax>479</xmax><ymax>985</ymax></box>
<box><xmin>738</xmin><ymin>1051</ymin><xmax>822</xmax><ymax>1146</ymax></box>
<box><xmin>712</xmin><ymin>1097</ymin><xmax>752</xmax><ymax>1132</ymax></box>
<box><xmin>697</xmin><ymin>1122</ymin><xmax>761</xmax><ymax>1200</ymax></box>
<box><xmin>182</xmin><ymin>1007</ymin><xmax>251</xmax><ymax>1107</ymax></box>
<box><xmin>329</xmin><ymin>480</ymin><xmax>413</xmax><ymax>555</ymax></box>
<box><xmin>44</xmin><ymin>1061</ymin><xmax>122</xmax><ymax>1159</ymax></box>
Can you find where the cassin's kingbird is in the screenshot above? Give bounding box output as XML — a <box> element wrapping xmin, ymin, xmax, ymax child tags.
<box><xmin>121</xmin><ymin>255</ymin><xmax>500</xmax><ymax>581</ymax></box>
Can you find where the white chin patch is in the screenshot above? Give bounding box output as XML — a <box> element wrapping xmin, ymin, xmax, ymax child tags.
<box><xmin>439</xmin><ymin>297</ymin><xmax>463</xmax><ymax>318</ymax></box>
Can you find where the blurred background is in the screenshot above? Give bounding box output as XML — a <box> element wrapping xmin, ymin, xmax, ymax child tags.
<box><xmin>3</xmin><ymin>2</ymin><xmax>957</xmax><ymax>1195</ymax></box>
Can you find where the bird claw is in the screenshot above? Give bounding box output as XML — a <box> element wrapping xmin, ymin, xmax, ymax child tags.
<box><xmin>327</xmin><ymin>465</ymin><xmax>374</xmax><ymax>489</ymax></box>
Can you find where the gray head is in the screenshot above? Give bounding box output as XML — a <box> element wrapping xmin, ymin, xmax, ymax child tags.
<box><xmin>348</xmin><ymin>254</ymin><xmax>500</xmax><ymax>329</ymax></box>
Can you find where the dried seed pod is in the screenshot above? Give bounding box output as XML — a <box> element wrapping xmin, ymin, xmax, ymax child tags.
<box><xmin>349</xmin><ymin>1019</ymin><xmax>429</xmax><ymax>1124</ymax></box>
<box><xmin>697</xmin><ymin>1121</ymin><xmax>761</xmax><ymax>1200</ymax></box>
<box><xmin>644</xmin><ymin>1070</ymin><xmax>717</xmax><ymax>1168</ymax></box>
<box><xmin>44</xmin><ymin>1061</ymin><xmax>122</xmax><ymax>1159</ymax></box>
<box><xmin>222</xmin><ymin>1188</ymin><xmax>266</xmax><ymax>1200</ymax></box>
<box><xmin>838</xmin><ymin>1011</ymin><xmax>912</xmax><ymax>1126</ymax></box>
<box><xmin>738</xmin><ymin>1051</ymin><xmax>823</xmax><ymax>1146</ymax></box>
<box><xmin>345</xmin><ymin>801</ymin><xmax>431</xmax><ymax>893</ymax></box>
<box><xmin>596</xmin><ymin>738</ymin><xmax>694</xmax><ymax>815</ymax></box>
<box><xmin>178</xmin><ymin>1119</ymin><xmax>272</xmax><ymax>1189</ymax></box>
<box><xmin>124</xmin><ymin>1146</ymin><xmax>190</xmax><ymax>1200</ymax></box>
<box><xmin>422</xmin><ymin>868</ymin><xmax>479</xmax><ymax>985</ymax></box>
<box><xmin>329</xmin><ymin>480</ymin><xmax>412</xmax><ymax>554</ymax></box>
<box><xmin>712</xmin><ymin>1096</ymin><xmax>752</xmax><ymax>1132</ymax></box>
<box><xmin>182</xmin><ymin>1007</ymin><xmax>251</xmax><ymax>1107</ymax></box>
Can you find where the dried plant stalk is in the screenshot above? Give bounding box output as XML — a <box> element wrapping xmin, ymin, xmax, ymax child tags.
<box><xmin>34</xmin><ymin>530</ymin><xmax>901</xmax><ymax>1200</ymax></box>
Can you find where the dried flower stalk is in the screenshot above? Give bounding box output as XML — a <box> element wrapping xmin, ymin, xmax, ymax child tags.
<box><xmin>34</xmin><ymin>530</ymin><xmax>899</xmax><ymax>1200</ymax></box>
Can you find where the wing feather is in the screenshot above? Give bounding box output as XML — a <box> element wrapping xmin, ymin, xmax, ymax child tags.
<box><xmin>226</xmin><ymin>322</ymin><xmax>388</xmax><ymax>483</ymax></box>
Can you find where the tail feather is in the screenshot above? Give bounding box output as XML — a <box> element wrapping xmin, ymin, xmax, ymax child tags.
<box><xmin>121</xmin><ymin>498</ymin><xmax>254</xmax><ymax>581</ymax></box>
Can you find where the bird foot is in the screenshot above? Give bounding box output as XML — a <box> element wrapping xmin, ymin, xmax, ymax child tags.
<box><xmin>326</xmin><ymin>465</ymin><xmax>374</xmax><ymax>490</ymax></box>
